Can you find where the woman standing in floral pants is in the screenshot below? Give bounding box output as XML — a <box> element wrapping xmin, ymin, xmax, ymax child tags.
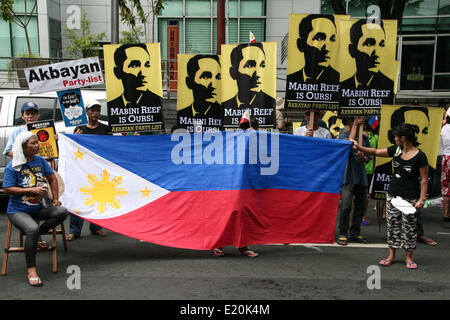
<box><xmin>351</xmin><ymin>121</ymin><xmax>428</xmax><ymax>270</ymax></box>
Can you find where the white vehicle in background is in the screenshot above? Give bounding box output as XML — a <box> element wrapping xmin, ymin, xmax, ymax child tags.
<box><xmin>0</xmin><ymin>89</ymin><xmax>108</xmax><ymax>191</ymax></box>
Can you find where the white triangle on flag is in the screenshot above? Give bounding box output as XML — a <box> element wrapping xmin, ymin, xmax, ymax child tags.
<box><xmin>58</xmin><ymin>134</ymin><xmax>170</xmax><ymax>220</ymax></box>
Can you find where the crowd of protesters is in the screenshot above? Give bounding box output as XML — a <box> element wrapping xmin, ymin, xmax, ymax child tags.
<box><xmin>3</xmin><ymin>98</ymin><xmax>450</xmax><ymax>286</ymax></box>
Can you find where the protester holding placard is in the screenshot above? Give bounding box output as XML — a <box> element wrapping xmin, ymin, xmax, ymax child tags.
<box><xmin>3</xmin><ymin>132</ymin><xmax>68</xmax><ymax>286</ymax></box>
<box><xmin>336</xmin><ymin>117</ymin><xmax>371</xmax><ymax>246</ymax></box>
<box><xmin>294</xmin><ymin>110</ymin><xmax>332</xmax><ymax>138</ymax></box>
<box><xmin>3</xmin><ymin>102</ymin><xmax>40</xmax><ymax>157</ymax></box>
<box><xmin>66</xmin><ymin>100</ymin><xmax>110</xmax><ymax>241</ymax></box>
<box><xmin>351</xmin><ymin>122</ymin><xmax>428</xmax><ymax>270</ymax></box>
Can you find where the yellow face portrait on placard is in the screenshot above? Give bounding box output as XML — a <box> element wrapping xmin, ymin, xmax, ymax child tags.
<box><xmin>220</xmin><ymin>42</ymin><xmax>277</xmax><ymax>103</ymax></box>
<box><xmin>177</xmin><ymin>54</ymin><xmax>221</xmax><ymax>111</ymax></box>
<box><xmin>337</xmin><ymin>18</ymin><xmax>398</xmax><ymax>88</ymax></box>
<box><xmin>104</xmin><ymin>43</ymin><xmax>163</xmax><ymax>102</ymax></box>
<box><xmin>377</xmin><ymin>105</ymin><xmax>444</xmax><ymax>169</ymax></box>
<box><xmin>286</xmin><ymin>14</ymin><xmax>347</xmax><ymax>77</ymax></box>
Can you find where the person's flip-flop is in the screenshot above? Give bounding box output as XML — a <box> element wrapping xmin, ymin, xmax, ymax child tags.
<box><xmin>337</xmin><ymin>236</ymin><xmax>348</xmax><ymax>246</ymax></box>
<box><xmin>239</xmin><ymin>250</ymin><xmax>259</xmax><ymax>258</ymax></box>
<box><xmin>28</xmin><ymin>276</ymin><xmax>43</xmax><ymax>287</ymax></box>
<box><xmin>406</xmin><ymin>261</ymin><xmax>418</xmax><ymax>269</ymax></box>
<box><xmin>418</xmin><ymin>236</ymin><xmax>437</xmax><ymax>246</ymax></box>
<box><xmin>65</xmin><ymin>234</ymin><xmax>79</xmax><ymax>241</ymax></box>
<box><xmin>213</xmin><ymin>248</ymin><xmax>225</xmax><ymax>257</ymax></box>
<box><xmin>379</xmin><ymin>259</ymin><xmax>395</xmax><ymax>266</ymax></box>
<box><xmin>350</xmin><ymin>235</ymin><xmax>368</xmax><ymax>243</ymax></box>
<box><xmin>37</xmin><ymin>241</ymin><xmax>51</xmax><ymax>251</ymax></box>
<box><xmin>91</xmin><ymin>230</ymin><xmax>107</xmax><ymax>236</ymax></box>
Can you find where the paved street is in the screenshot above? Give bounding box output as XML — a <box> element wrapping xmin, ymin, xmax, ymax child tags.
<box><xmin>0</xmin><ymin>199</ymin><xmax>449</xmax><ymax>301</ymax></box>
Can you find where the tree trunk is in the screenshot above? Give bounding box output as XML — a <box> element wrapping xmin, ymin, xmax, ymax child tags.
<box><xmin>331</xmin><ymin>0</ymin><xmax>347</xmax><ymax>14</ymax></box>
<box><xmin>392</xmin><ymin>0</ymin><xmax>407</xmax><ymax>28</ymax></box>
<box><xmin>378</xmin><ymin>0</ymin><xmax>392</xmax><ymax>19</ymax></box>
<box><xmin>151</xmin><ymin>1</ymin><xmax>155</xmax><ymax>43</ymax></box>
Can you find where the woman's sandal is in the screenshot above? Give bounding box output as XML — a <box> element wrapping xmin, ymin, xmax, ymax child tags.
<box><xmin>238</xmin><ymin>247</ymin><xmax>259</xmax><ymax>258</ymax></box>
<box><xmin>379</xmin><ymin>259</ymin><xmax>395</xmax><ymax>266</ymax></box>
<box><xmin>213</xmin><ymin>248</ymin><xmax>225</xmax><ymax>257</ymax></box>
<box><xmin>37</xmin><ymin>241</ymin><xmax>51</xmax><ymax>251</ymax></box>
<box><xmin>28</xmin><ymin>276</ymin><xmax>43</xmax><ymax>287</ymax></box>
<box><xmin>65</xmin><ymin>234</ymin><xmax>79</xmax><ymax>241</ymax></box>
<box><xmin>417</xmin><ymin>236</ymin><xmax>437</xmax><ymax>246</ymax></box>
<box><xmin>337</xmin><ymin>236</ymin><xmax>348</xmax><ymax>246</ymax></box>
<box><xmin>406</xmin><ymin>261</ymin><xmax>418</xmax><ymax>269</ymax></box>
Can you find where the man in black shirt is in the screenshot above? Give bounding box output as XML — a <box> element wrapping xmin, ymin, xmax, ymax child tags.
<box><xmin>74</xmin><ymin>100</ymin><xmax>111</xmax><ymax>135</ymax></box>
<box><xmin>67</xmin><ymin>99</ymin><xmax>110</xmax><ymax>241</ymax></box>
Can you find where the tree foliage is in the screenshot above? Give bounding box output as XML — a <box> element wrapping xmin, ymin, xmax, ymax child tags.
<box><xmin>118</xmin><ymin>0</ymin><xmax>166</xmax><ymax>42</ymax></box>
<box><xmin>120</xmin><ymin>26</ymin><xmax>145</xmax><ymax>44</ymax></box>
<box><xmin>0</xmin><ymin>0</ymin><xmax>37</xmax><ymax>56</ymax></box>
<box><xmin>62</xmin><ymin>11</ymin><xmax>106</xmax><ymax>58</ymax></box>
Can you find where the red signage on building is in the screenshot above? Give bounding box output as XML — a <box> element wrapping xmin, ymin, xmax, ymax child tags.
<box><xmin>167</xmin><ymin>21</ymin><xmax>179</xmax><ymax>92</ymax></box>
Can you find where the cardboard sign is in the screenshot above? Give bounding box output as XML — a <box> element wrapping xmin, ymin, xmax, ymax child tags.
<box><xmin>104</xmin><ymin>43</ymin><xmax>164</xmax><ymax>133</ymax></box>
<box><xmin>25</xmin><ymin>57</ymin><xmax>104</xmax><ymax>94</ymax></box>
<box><xmin>337</xmin><ymin>19</ymin><xmax>399</xmax><ymax>116</ymax></box>
<box><xmin>285</xmin><ymin>14</ymin><xmax>346</xmax><ymax>112</ymax></box>
<box><xmin>221</xmin><ymin>42</ymin><xmax>277</xmax><ymax>130</ymax></box>
<box><xmin>57</xmin><ymin>88</ymin><xmax>88</xmax><ymax>127</ymax></box>
<box><xmin>27</xmin><ymin>120</ymin><xmax>58</xmax><ymax>158</ymax></box>
<box><xmin>176</xmin><ymin>54</ymin><xmax>222</xmax><ymax>132</ymax></box>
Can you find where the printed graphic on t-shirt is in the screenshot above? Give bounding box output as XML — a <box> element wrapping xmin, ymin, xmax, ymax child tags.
<box><xmin>20</xmin><ymin>166</ymin><xmax>44</xmax><ymax>205</ymax></box>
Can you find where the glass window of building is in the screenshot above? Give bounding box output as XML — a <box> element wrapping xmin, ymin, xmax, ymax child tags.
<box><xmin>0</xmin><ymin>0</ymin><xmax>39</xmax><ymax>70</ymax></box>
<box><xmin>158</xmin><ymin>0</ymin><xmax>266</xmax><ymax>59</ymax></box>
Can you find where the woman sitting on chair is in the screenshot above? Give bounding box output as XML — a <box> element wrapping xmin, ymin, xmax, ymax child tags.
<box><xmin>2</xmin><ymin>131</ymin><xmax>67</xmax><ymax>287</ymax></box>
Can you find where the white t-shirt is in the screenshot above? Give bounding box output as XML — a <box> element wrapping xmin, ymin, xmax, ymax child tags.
<box><xmin>294</xmin><ymin>126</ymin><xmax>332</xmax><ymax>139</ymax></box>
<box><xmin>441</xmin><ymin>124</ymin><xmax>450</xmax><ymax>155</ymax></box>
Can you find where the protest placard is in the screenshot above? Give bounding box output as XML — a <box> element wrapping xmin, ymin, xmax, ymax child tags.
<box><xmin>104</xmin><ymin>43</ymin><xmax>164</xmax><ymax>133</ymax></box>
<box><xmin>27</xmin><ymin>120</ymin><xmax>58</xmax><ymax>158</ymax></box>
<box><xmin>57</xmin><ymin>88</ymin><xmax>88</xmax><ymax>127</ymax></box>
<box><xmin>25</xmin><ymin>57</ymin><xmax>104</xmax><ymax>94</ymax></box>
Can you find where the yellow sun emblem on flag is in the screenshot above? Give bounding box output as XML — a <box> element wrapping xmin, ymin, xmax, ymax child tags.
<box><xmin>80</xmin><ymin>169</ymin><xmax>128</xmax><ymax>213</ymax></box>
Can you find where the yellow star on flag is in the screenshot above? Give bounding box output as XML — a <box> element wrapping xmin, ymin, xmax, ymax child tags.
<box><xmin>140</xmin><ymin>186</ymin><xmax>151</xmax><ymax>198</ymax></box>
<box><xmin>74</xmin><ymin>148</ymin><xmax>85</xmax><ymax>160</ymax></box>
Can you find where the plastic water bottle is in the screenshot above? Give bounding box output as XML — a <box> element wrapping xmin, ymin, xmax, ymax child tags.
<box><xmin>424</xmin><ymin>197</ymin><xmax>444</xmax><ymax>208</ymax></box>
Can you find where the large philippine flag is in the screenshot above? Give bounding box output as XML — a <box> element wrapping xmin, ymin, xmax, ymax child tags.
<box><xmin>59</xmin><ymin>131</ymin><xmax>351</xmax><ymax>249</ymax></box>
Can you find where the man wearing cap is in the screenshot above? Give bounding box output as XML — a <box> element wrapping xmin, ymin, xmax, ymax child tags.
<box><xmin>66</xmin><ymin>99</ymin><xmax>111</xmax><ymax>241</ymax></box>
<box><xmin>74</xmin><ymin>100</ymin><xmax>111</xmax><ymax>135</ymax></box>
<box><xmin>3</xmin><ymin>102</ymin><xmax>40</xmax><ymax>157</ymax></box>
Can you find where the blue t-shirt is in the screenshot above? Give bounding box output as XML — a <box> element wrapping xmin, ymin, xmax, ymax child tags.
<box><xmin>2</xmin><ymin>156</ymin><xmax>54</xmax><ymax>214</ymax></box>
<box><xmin>338</xmin><ymin>130</ymin><xmax>372</xmax><ymax>186</ymax></box>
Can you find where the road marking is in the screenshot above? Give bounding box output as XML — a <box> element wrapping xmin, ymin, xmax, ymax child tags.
<box><xmin>268</xmin><ymin>243</ymin><xmax>388</xmax><ymax>249</ymax></box>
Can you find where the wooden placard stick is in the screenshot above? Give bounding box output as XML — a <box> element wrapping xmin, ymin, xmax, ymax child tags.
<box><xmin>309</xmin><ymin>110</ymin><xmax>315</xmax><ymax>131</ymax></box>
<box><xmin>358</xmin><ymin>118</ymin><xmax>364</xmax><ymax>143</ymax></box>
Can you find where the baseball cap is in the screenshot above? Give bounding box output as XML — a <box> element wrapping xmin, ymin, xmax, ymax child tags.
<box><xmin>21</xmin><ymin>102</ymin><xmax>39</xmax><ymax>112</ymax></box>
<box><xmin>84</xmin><ymin>99</ymin><xmax>101</xmax><ymax>110</ymax></box>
